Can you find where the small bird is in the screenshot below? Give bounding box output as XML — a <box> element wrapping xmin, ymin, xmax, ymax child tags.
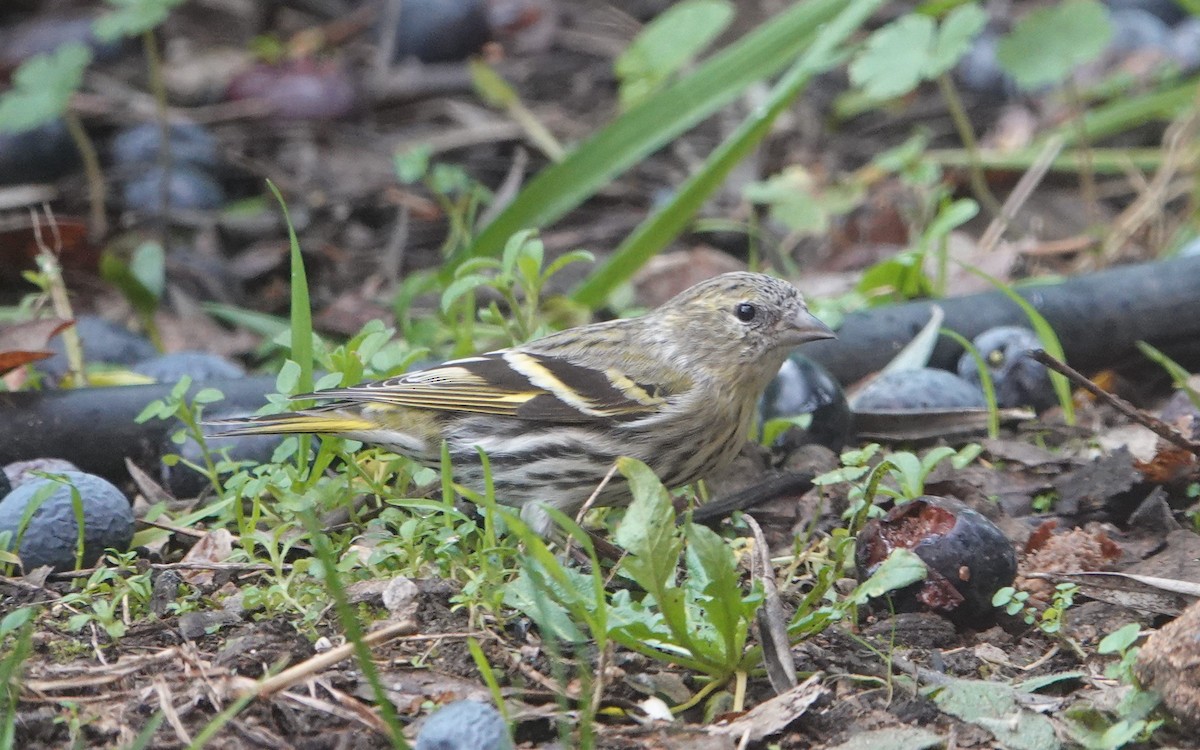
<box><xmin>211</xmin><ymin>272</ymin><xmax>834</xmax><ymax>532</ymax></box>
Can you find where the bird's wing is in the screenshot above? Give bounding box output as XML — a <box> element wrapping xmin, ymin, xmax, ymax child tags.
<box><xmin>296</xmin><ymin>351</ymin><xmax>680</xmax><ymax>423</ymax></box>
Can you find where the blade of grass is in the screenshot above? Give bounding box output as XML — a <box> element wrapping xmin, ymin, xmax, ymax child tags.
<box><xmin>1065</xmin><ymin>75</ymin><xmax>1200</xmax><ymax>145</ymax></box>
<box><xmin>267</xmin><ymin>181</ymin><xmax>315</xmax><ymax>471</ymax></box>
<box><xmin>301</xmin><ymin>510</ymin><xmax>411</xmax><ymax>750</ymax></box>
<box><xmin>125</xmin><ymin>713</ymin><xmax>165</xmax><ymax>750</ymax></box>
<box><xmin>186</xmin><ymin>691</ymin><xmax>257</xmax><ymax>750</ymax></box>
<box><xmin>467</xmin><ymin>638</ymin><xmax>511</xmax><ymax>726</ymax></box>
<box><xmin>925</xmin><ymin>146</ymin><xmax>1193</xmax><ymax>174</ymax></box>
<box><xmin>269</xmin><ymin>181</ymin><xmax>313</xmax><ymax>394</ymax></box>
<box><xmin>572</xmin><ymin>0</ymin><xmax>886</xmax><ymax>306</ymax></box>
<box><xmin>940</xmin><ymin>327</ymin><xmax>1000</xmax><ymax>438</ymax></box>
<box><xmin>1136</xmin><ymin>341</ymin><xmax>1200</xmax><ymax>410</ymax></box>
<box><xmin>466</xmin><ymin>0</ymin><xmax>849</xmax><ymax>260</ymax></box>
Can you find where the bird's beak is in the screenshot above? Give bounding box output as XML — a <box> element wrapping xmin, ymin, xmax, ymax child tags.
<box><xmin>781</xmin><ymin>308</ymin><xmax>836</xmax><ymax>346</ymax></box>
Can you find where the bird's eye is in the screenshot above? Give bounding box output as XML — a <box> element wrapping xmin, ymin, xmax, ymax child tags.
<box><xmin>987</xmin><ymin>349</ymin><xmax>1005</xmax><ymax>366</ymax></box>
<box><xmin>734</xmin><ymin>302</ymin><xmax>757</xmax><ymax>322</ymax></box>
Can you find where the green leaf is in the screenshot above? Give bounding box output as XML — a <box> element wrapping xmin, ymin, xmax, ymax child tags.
<box><xmin>926</xmin><ymin>4</ymin><xmax>988</xmax><ymax>76</ymax></box>
<box><xmin>933</xmin><ymin>679</ymin><xmax>1061</xmax><ymax>750</ymax></box>
<box><xmin>996</xmin><ymin>0</ymin><xmax>1111</xmax><ymax>90</ymax></box>
<box><xmin>615</xmin><ymin>0</ymin><xmax>735</xmax><ymax>109</ymax></box>
<box><xmin>130</xmin><ymin>240</ymin><xmax>166</xmax><ymax>300</ymax></box>
<box><xmin>850</xmin><ymin>14</ymin><xmax>936</xmax><ymax>100</ymax></box>
<box><xmin>100</xmin><ymin>241</ymin><xmax>165</xmax><ymax>317</ymax></box>
<box><xmin>194</xmin><ymin>388</ymin><xmax>225</xmax><ymax>405</ymax></box>
<box><xmin>542</xmin><ymin>249</ymin><xmax>594</xmax><ymax>280</ymax></box>
<box><xmin>267</xmin><ymin>183</ymin><xmax>313</xmax><ymax>398</ymax></box>
<box><xmin>441</xmin><ymin>274</ymin><xmax>489</xmax><ymax>314</ymax></box>
<box><xmin>501</xmin><ymin>229</ymin><xmax>539</xmax><ymax>275</ymax></box>
<box><xmin>93</xmin><ymin>0</ymin><xmax>187</xmax><ymax>41</ymax></box>
<box><xmin>919</xmin><ymin>446</ymin><xmax>957</xmax><ymax>475</ymax></box>
<box><xmin>853</xmin><ymin>548</ymin><xmax>927</xmax><ymax>601</ymax></box>
<box><xmin>470</xmin><ymin>58</ymin><xmax>519</xmax><ymax>107</ymax></box>
<box><xmin>1097</xmin><ymin>623</ymin><xmax>1141</xmax><ymax>654</ymax></box>
<box><xmin>886</xmin><ymin>452</ymin><xmax>925</xmax><ymax>498</ymax></box>
<box><xmin>393</xmin><ymin>146</ymin><xmax>430</xmax><ymax>183</ymax></box>
<box><xmin>685</xmin><ymin>522</ymin><xmax>751</xmax><ymax>664</ymax></box>
<box><xmin>613</xmin><ymin>458</ymin><xmax>679</xmax><ymax>578</ymax></box>
<box><xmin>846</xmin><ymin>4</ymin><xmax>986</xmax><ymax>102</ymax></box>
<box><xmin>0</xmin><ymin>43</ymin><xmax>92</xmax><ymax>134</ymax></box>
<box><xmin>858</xmin><ymin>251</ymin><xmax>935</xmax><ymax>302</ymax></box>
<box><xmin>743</xmin><ymin>167</ymin><xmax>830</xmax><ymax>235</ymax></box>
<box><xmin>925</xmin><ymin>198</ymin><xmax>978</xmax><ymax>241</ymax></box>
<box><xmin>503</xmin><ymin>563</ymin><xmax>593</xmax><ymax>643</ymax></box>
<box><xmin>276</xmin><ymin>359</ymin><xmax>301</xmax><ymax>395</ymax></box>
<box><xmin>0</xmin><ymin>608</ymin><xmax>34</xmax><ymax>635</ymax></box>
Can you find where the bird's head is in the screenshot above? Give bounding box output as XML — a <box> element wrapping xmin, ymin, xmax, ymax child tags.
<box><xmin>654</xmin><ymin>272</ymin><xmax>835</xmax><ymax>367</ymax></box>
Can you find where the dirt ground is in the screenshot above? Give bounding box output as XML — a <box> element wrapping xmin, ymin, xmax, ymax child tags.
<box><xmin>3</xmin><ymin>0</ymin><xmax>1200</xmax><ymax>748</ymax></box>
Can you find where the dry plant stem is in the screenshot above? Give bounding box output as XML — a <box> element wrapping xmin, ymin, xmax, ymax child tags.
<box><xmin>155</xmin><ymin>678</ymin><xmax>193</xmax><ymax>745</ymax></box>
<box><xmin>1031</xmin><ymin>349</ymin><xmax>1200</xmax><ymax>454</ymax></box>
<box><xmin>978</xmin><ymin>136</ymin><xmax>1065</xmax><ymax>254</ymax></box>
<box><xmin>254</xmin><ymin>619</ymin><xmax>416</xmax><ymax>697</ymax></box>
<box><xmin>62</xmin><ymin>111</ymin><xmax>107</xmax><ymax>239</ymax></box>
<box><xmin>1102</xmin><ymin>90</ymin><xmax>1200</xmax><ymax>259</ymax></box>
<box><xmin>1065</xmin><ymin>81</ymin><xmax>1100</xmax><ymax>226</ymax></box>
<box><xmin>564</xmin><ymin>462</ymin><xmax>619</xmax><ymax>560</ymax></box>
<box><xmin>936</xmin><ymin>73</ymin><xmax>1003</xmax><ymax>219</ymax></box>
<box><xmin>30</xmin><ymin>211</ymin><xmax>86</xmax><ymax>385</ymax></box>
<box><xmin>51</xmin><ymin>561</ymin><xmax>285</xmax><ymax>580</ymax></box>
<box><xmin>144</xmin><ymin>28</ymin><xmax>173</xmax><ymax>243</ymax></box>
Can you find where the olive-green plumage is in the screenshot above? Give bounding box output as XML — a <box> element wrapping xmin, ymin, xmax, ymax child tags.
<box><xmin>211</xmin><ymin>272</ymin><xmax>834</xmax><ymax>532</ymax></box>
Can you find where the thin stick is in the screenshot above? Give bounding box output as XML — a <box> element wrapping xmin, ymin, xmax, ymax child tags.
<box><xmin>978</xmin><ymin>136</ymin><xmax>1065</xmax><ymax>255</ymax></box>
<box><xmin>1031</xmin><ymin>349</ymin><xmax>1200</xmax><ymax>455</ymax></box>
<box><xmin>254</xmin><ymin>619</ymin><xmax>416</xmax><ymax>697</ymax></box>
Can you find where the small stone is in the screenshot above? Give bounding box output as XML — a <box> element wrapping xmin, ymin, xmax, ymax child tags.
<box><xmin>415</xmin><ymin>700</ymin><xmax>513</xmax><ymax>750</ymax></box>
<box><xmin>386</xmin><ymin>0</ymin><xmax>491</xmax><ymax>63</ymax></box>
<box><xmin>1106</xmin><ymin>8</ymin><xmax>1171</xmax><ymax>54</ymax></box>
<box><xmin>122</xmin><ymin>164</ymin><xmax>226</xmax><ymax>213</ymax></box>
<box><xmin>226</xmin><ymin>59</ymin><xmax>358</xmax><ymax>121</ymax></box>
<box><xmin>853</xmin><ymin>368</ymin><xmax>985</xmax><ymax>411</ymax></box>
<box><xmin>0</xmin><ymin>471</ymin><xmax>134</xmax><ymax>572</ymax></box>
<box><xmin>111</xmin><ymin>122</ymin><xmax>219</xmax><ymax>170</ymax></box>
<box><xmin>38</xmin><ymin>316</ymin><xmax>156</xmax><ymax>379</ymax></box>
<box><xmin>133</xmin><ymin>351</ymin><xmax>244</xmax><ymax>384</ymax></box>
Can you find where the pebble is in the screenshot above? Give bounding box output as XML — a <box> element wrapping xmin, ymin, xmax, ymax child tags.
<box><xmin>0</xmin><ymin>470</ymin><xmax>133</xmax><ymax>572</ymax></box>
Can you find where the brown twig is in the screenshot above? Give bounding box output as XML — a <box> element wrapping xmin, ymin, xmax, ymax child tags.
<box><xmin>1031</xmin><ymin>349</ymin><xmax>1200</xmax><ymax>455</ymax></box>
<box><xmin>50</xmin><ymin>561</ymin><xmax>286</xmax><ymax>580</ymax></box>
<box><xmin>254</xmin><ymin>619</ymin><xmax>417</xmax><ymax>697</ymax></box>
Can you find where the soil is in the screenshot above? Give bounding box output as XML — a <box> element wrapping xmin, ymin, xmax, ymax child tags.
<box><xmin>3</xmin><ymin>0</ymin><xmax>1200</xmax><ymax>748</ymax></box>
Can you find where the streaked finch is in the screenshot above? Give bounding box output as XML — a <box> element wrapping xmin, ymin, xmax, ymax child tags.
<box><xmin>212</xmin><ymin>272</ymin><xmax>834</xmax><ymax>532</ymax></box>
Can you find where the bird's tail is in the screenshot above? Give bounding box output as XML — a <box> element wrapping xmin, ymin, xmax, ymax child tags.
<box><xmin>207</xmin><ymin>410</ymin><xmax>377</xmax><ymax>437</ymax></box>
